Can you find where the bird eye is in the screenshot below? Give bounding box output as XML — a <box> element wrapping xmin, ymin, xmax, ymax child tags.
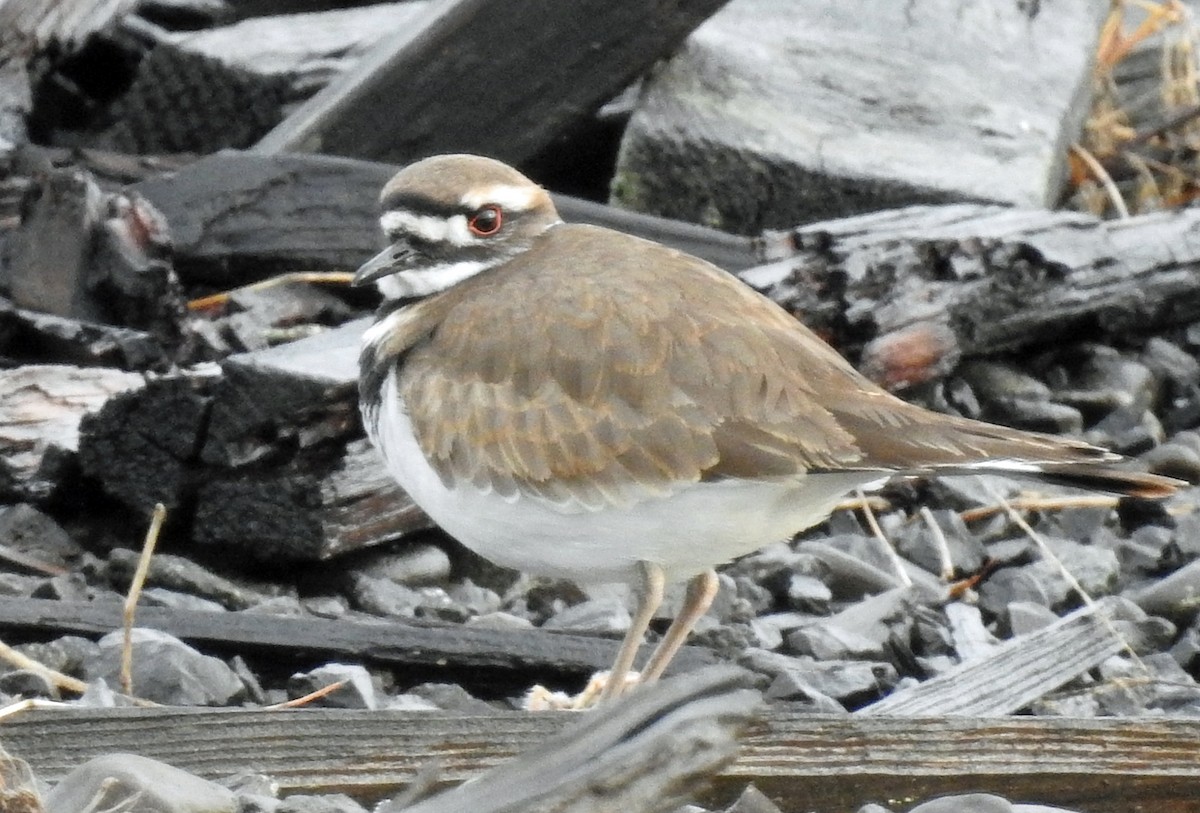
<box><xmin>468</xmin><ymin>205</ymin><xmax>503</xmax><ymax>236</ymax></box>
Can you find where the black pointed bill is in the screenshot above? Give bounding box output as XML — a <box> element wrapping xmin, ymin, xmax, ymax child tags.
<box><xmin>352</xmin><ymin>240</ymin><xmax>420</xmax><ymax>287</ymax></box>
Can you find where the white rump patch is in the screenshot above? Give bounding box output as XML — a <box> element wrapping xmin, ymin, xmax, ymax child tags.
<box><xmin>380</xmin><ymin>210</ymin><xmax>473</xmax><ymax>246</ymax></box>
<box><xmin>460</xmin><ymin>183</ymin><xmax>540</xmax><ymax>211</ymax></box>
<box><xmin>374</xmin><ymin>259</ymin><xmax>489</xmax><ymax>299</ymax></box>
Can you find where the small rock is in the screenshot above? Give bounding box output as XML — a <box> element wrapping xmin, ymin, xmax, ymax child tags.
<box><xmin>1086</xmin><ymin>406</ymin><xmax>1163</xmax><ymax>456</ymax></box>
<box><xmin>909</xmin><ymin>794</ymin><xmax>1014</xmax><ymax>813</ymax></box>
<box><xmin>13</xmin><ymin>636</ymin><xmax>98</xmax><ymax>678</ymax></box>
<box><xmin>0</xmin><ymin>669</ymin><xmax>57</xmax><ymax>699</ymax></box>
<box><xmin>542</xmin><ymin>597</ymin><xmax>630</xmax><ymax>634</ymax></box>
<box><xmin>1007</xmin><ymin>601</ymin><xmax>1060</xmax><ymax>636</ymax></box>
<box><xmin>302</xmin><ymin>595</ymin><xmax>349</xmax><ymax>618</ymax></box>
<box><xmin>1141</xmin><ymin>439</ymin><xmax>1200</xmax><ymax>484</ymax></box>
<box><xmin>215</xmin><ymin>770</ymin><xmax>278</xmax><ymax>798</ymax></box>
<box><xmin>385</xmin><ymin>693</ymin><xmax>440</xmax><ymax>711</ymax></box>
<box><xmin>45</xmin><ymin>753</ymin><xmax>235</xmax><ymax>813</ymax></box>
<box><xmin>243</xmin><ymin>595</ymin><xmax>305</xmax><ymax>616</ymax></box>
<box><xmin>977</xmin><ymin>564</ymin><xmax>1064</xmax><ymax>617</ymax></box>
<box><xmin>277</xmin><ymin>794</ymin><xmax>368</xmax><ymax>813</ymax></box>
<box><xmin>785</xmin><ymin>573</ymin><xmax>832</xmax><ymax>611</ymax></box>
<box><xmin>406</xmin><ymin>682</ymin><xmax>495</xmax><ymax>713</ymax></box>
<box><xmin>1042</xmin><ymin>538</ymin><xmax>1121</xmax><ymax>597</ymax></box>
<box><xmin>106</xmin><ymin>548</ymin><xmax>268</xmax><ymax>610</ymax></box>
<box><xmin>731</xmin><ymin>574</ymin><xmax>774</xmax><ymax>617</ymax></box>
<box><xmin>1125</xmin><ymin>558</ymin><xmax>1200</xmax><ymax>621</ymax></box>
<box><xmin>464</xmin><ymin>611</ymin><xmax>534</xmax><ymax>630</ymax></box>
<box><xmin>349</xmin><ymin>576</ymin><xmax>462</xmax><ymax>620</ymax></box>
<box><xmin>0</xmin><ymin>572</ymin><xmax>41</xmax><ymax>596</ymax></box>
<box><xmin>1142</xmin><ymin>337</ymin><xmax>1200</xmax><ymax>389</ymax></box>
<box><xmin>1170</xmin><ymin>624</ymin><xmax>1200</xmax><ymax>671</ymax></box>
<box><xmin>33</xmin><ymin>571</ymin><xmax>116</xmax><ymax>603</ymax></box>
<box><xmin>747</xmin><ymin>618</ymin><xmax>784</xmax><ymax>650</ymax></box>
<box><xmin>231</xmin><ymin>655</ymin><xmax>268</xmax><ymax>705</ymax></box>
<box><xmin>341</xmin><ymin>543</ymin><xmax>452</xmax><ymax>587</ymax></box>
<box><xmin>786</xmin><ymin>621</ymin><xmax>886</xmax><ymax>661</ymax></box>
<box><xmin>0</xmin><ymin>503</ymin><xmax>83</xmax><ymax>571</ymax></box>
<box><xmin>288</xmin><ymin>663</ymin><xmax>377</xmax><ymax>710</ymax></box>
<box><xmin>945</xmin><ymin>602</ymin><xmax>1000</xmax><ymax>662</ymax></box>
<box><xmin>140</xmin><ymin>587</ymin><xmax>228</xmax><ymax>613</ymax></box>
<box><xmin>895</xmin><ymin>509</ymin><xmax>984</xmax><ymax>577</ymax></box>
<box><xmin>235</xmin><ymin>794</ymin><xmax>281</xmax><ymax>813</ymax></box>
<box><xmin>744</xmin><ymin>649</ymin><xmax>897</xmax><ymax>704</ymax></box>
<box><xmin>447</xmin><ymin>579</ymin><xmax>503</xmax><ymax>616</ymax></box>
<box><xmin>723</xmin><ymin>784</ymin><xmax>784</xmax><ymax>813</ymax></box>
<box><xmin>86</xmin><ymin>628</ymin><xmax>244</xmax><ymax>706</ymax></box>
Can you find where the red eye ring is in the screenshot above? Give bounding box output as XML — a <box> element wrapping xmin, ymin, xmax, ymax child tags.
<box><xmin>468</xmin><ymin>205</ymin><xmax>503</xmax><ymax>237</ymax></box>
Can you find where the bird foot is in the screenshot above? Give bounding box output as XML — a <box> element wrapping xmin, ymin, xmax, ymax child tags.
<box><xmin>523</xmin><ymin>670</ymin><xmax>641</xmax><ymax>710</ymax></box>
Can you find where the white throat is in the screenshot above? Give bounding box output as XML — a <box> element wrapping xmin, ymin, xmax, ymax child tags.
<box><xmin>375</xmin><ymin>259</ymin><xmax>489</xmax><ymax>299</ymax></box>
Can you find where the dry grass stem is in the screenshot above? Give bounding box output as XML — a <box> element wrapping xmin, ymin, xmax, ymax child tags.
<box><xmin>1077</xmin><ymin>0</ymin><xmax>1200</xmax><ymax>216</ymax></box>
<box><xmin>918</xmin><ymin>506</ymin><xmax>955</xmax><ymax>581</ymax></box>
<box><xmin>1070</xmin><ymin>143</ymin><xmax>1132</xmax><ymax>218</ymax></box>
<box><xmin>0</xmin><ymin>638</ymin><xmax>87</xmax><ymax>695</ymax></box>
<box><xmin>857</xmin><ymin>488</ymin><xmax>912</xmax><ymax>588</ymax></box>
<box><xmin>985</xmin><ymin>486</ymin><xmax>1151</xmax><ymax>677</ymax></box>
<box><xmin>266</xmin><ymin>680</ymin><xmax>349</xmax><ymax>709</ymax></box>
<box><xmin>187</xmin><ymin>271</ymin><xmax>356</xmax><ymax>313</ymax></box>
<box><xmin>959</xmin><ymin>494</ymin><xmax>1121</xmax><ymax>523</ymax></box>
<box><xmin>122</xmin><ymin>503</ymin><xmax>166</xmax><ymax>697</ymax></box>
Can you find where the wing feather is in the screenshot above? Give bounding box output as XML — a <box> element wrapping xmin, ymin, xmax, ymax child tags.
<box><xmin>393</xmin><ymin>224</ymin><xmax>1153</xmax><ymax>511</ymax></box>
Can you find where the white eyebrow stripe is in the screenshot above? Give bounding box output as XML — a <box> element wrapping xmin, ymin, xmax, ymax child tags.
<box><xmin>380</xmin><ymin>211</ymin><xmax>474</xmax><ymax>246</ymax></box>
<box><xmin>459</xmin><ymin>183</ymin><xmax>540</xmax><ymax>211</ymax></box>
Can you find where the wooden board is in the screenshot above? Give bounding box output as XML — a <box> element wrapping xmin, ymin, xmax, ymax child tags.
<box><xmin>2</xmin><ymin>706</ymin><xmax>1197</xmax><ymax>813</ymax></box>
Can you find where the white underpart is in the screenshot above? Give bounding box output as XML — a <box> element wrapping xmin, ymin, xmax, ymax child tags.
<box><xmin>459</xmin><ymin>183</ymin><xmax>539</xmax><ymax>211</ymax></box>
<box><xmin>375</xmin><ymin>259</ymin><xmax>489</xmax><ymax>299</ymax></box>
<box><xmin>362</xmin><ymin>305</ymin><xmax>419</xmax><ymax>349</ymax></box>
<box><xmin>380</xmin><ymin>211</ymin><xmax>474</xmax><ymax>246</ymax></box>
<box><xmin>367</xmin><ymin>369</ymin><xmax>881</xmax><ymax>584</ymax></box>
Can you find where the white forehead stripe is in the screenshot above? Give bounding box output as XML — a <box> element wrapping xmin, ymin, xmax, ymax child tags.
<box><xmin>459</xmin><ymin>183</ymin><xmax>540</xmax><ymax>211</ymax></box>
<box><xmin>380</xmin><ymin>211</ymin><xmax>474</xmax><ymax>246</ymax></box>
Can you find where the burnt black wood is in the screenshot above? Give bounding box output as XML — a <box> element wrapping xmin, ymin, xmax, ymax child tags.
<box><xmin>132</xmin><ymin>151</ymin><xmax>760</xmax><ymax>287</ymax></box>
<box><xmin>254</xmin><ymin>0</ymin><xmax>732</xmax><ymax>166</ymax></box>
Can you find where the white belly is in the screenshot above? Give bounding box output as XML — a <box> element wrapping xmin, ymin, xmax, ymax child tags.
<box><xmin>368</xmin><ymin>373</ymin><xmax>878</xmax><ymax>583</ymax></box>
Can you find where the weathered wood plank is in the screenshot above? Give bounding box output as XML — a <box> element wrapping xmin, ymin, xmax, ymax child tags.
<box><xmin>862</xmin><ymin>598</ymin><xmax>1130</xmax><ymax>716</ymax></box>
<box><xmin>0</xmin><ymin>597</ymin><xmax>716</xmax><ymax>686</ymax></box>
<box><xmin>747</xmin><ymin>204</ymin><xmax>1200</xmax><ymax>389</ymax></box>
<box><xmin>130</xmin><ymin>151</ymin><xmax>760</xmax><ymax>286</ymax></box>
<box><xmin>255</xmin><ymin>0</ymin><xmax>731</xmax><ymax>165</ymax></box>
<box><xmin>0</xmin><ymin>365</ymin><xmax>144</xmax><ymax>502</ymax></box>
<box><xmin>2</xmin><ymin>706</ymin><xmax>1196</xmax><ymax>813</ymax></box>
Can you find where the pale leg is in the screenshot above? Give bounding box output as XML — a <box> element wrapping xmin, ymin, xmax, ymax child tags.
<box><xmin>599</xmin><ymin>560</ymin><xmax>665</xmax><ymax>703</ymax></box>
<box><xmin>637</xmin><ymin>568</ymin><xmax>719</xmax><ymax>685</ymax></box>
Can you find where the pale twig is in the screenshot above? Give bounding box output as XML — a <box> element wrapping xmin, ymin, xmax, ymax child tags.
<box><xmin>122</xmin><ymin>503</ymin><xmax>166</xmax><ymax>696</ymax></box>
<box><xmin>985</xmin><ymin>485</ymin><xmax>1150</xmax><ymax>675</ymax></box>
<box><xmin>959</xmin><ymin>494</ymin><xmax>1121</xmax><ymax>523</ymax></box>
<box><xmin>266</xmin><ymin>680</ymin><xmax>349</xmax><ymax>709</ymax></box>
<box><xmin>919</xmin><ymin>506</ymin><xmax>955</xmax><ymax>581</ymax></box>
<box><xmin>856</xmin><ymin>488</ymin><xmax>912</xmax><ymax>588</ymax></box>
<box><xmin>0</xmin><ymin>640</ymin><xmax>86</xmax><ymax>695</ymax></box>
<box><xmin>187</xmin><ymin>271</ymin><xmax>355</xmax><ymax>312</ymax></box>
<box><xmin>1070</xmin><ymin>143</ymin><xmax>1131</xmax><ymax>219</ymax></box>
<box><xmin>0</xmin><ymin>697</ymin><xmax>72</xmax><ymax>722</ymax></box>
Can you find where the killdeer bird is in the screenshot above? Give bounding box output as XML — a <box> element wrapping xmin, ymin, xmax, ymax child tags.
<box><xmin>356</xmin><ymin>154</ymin><xmax>1180</xmax><ymax>702</ymax></box>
